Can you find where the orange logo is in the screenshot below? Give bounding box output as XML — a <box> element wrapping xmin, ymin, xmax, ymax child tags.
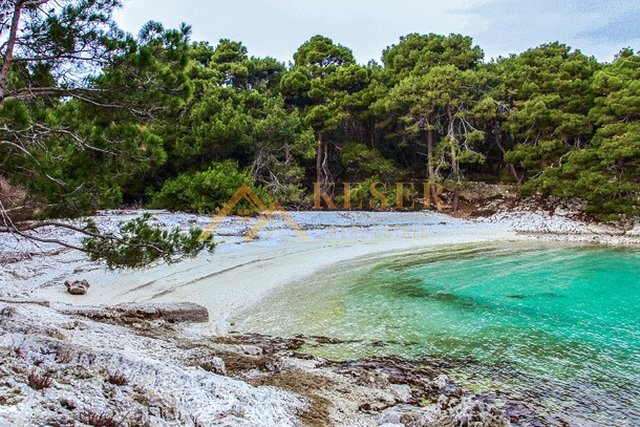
<box><xmin>201</xmin><ymin>183</ymin><xmax>307</xmax><ymax>241</ymax></box>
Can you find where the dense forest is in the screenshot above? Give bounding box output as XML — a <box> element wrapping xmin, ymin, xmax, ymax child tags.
<box><xmin>1</xmin><ymin>0</ymin><xmax>639</xmax><ymax>227</ymax></box>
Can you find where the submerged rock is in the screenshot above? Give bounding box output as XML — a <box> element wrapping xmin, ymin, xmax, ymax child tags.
<box><xmin>64</xmin><ymin>280</ymin><xmax>90</xmax><ymax>295</ymax></box>
<box><xmin>448</xmin><ymin>395</ymin><xmax>510</xmax><ymax>427</ymax></box>
<box><xmin>378</xmin><ymin>404</ymin><xmax>424</xmax><ymax>425</ymax></box>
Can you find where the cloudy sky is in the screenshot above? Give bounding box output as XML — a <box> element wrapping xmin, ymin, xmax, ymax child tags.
<box><xmin>114</xmin><ymin>0</ymin><xmax>640</xmax><ymax>64</ymax></box>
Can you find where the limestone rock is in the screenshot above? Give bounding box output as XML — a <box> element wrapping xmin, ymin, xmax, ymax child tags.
<box><xmin>626</xmin><ymin>220</ymin><xmax>640</xmax><ymax>237</ymax></box>
<box><xmin>457</xmin><ymin>182</ymin><xmax>516</xmax><ymax>202</ymax></box>
<box><xmin>64</xmin><ymin>280</ymin><xmax>90</xmax><ymax>295</ymax></box>
<box><xmin>378</xmin><ymin>405</ymin><xmax>423</xmax><ymax>425</ymax></box>
<box><xmin>57</xmin><ymin>302</ymin><xmax>209</xmax><ymax>324</ymax></box>
<box><xmin>201</xmin><ymin>357</ymin><xmax>226</xmax><ymax>375</ymax></box>
<box><xmin>236</xmin><ymin>344</ymin><xmax>263</xmax><ymax>356</ymax></box>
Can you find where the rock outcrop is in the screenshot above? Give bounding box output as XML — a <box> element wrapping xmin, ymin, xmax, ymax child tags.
<box><xmin>64</xmin><ymin>280</ymin><xmax>90</xmax><ymax>295</ymax></box>
<box><xmin>56</xmin><ymin>302</ymin><xmax>209</xmax><ymax>324</ymax></box>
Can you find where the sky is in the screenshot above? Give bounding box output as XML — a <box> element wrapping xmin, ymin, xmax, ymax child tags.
<box><xmin>113</xmin><ymin>0</ymin><xmax>640</xmax><ymax>64</ymax></box>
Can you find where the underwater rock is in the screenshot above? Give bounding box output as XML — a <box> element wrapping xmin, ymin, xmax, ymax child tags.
<box><xmin>440</xmin><ymin>395</ymin><xmax>510</xmax><ymax>427</ymax></box>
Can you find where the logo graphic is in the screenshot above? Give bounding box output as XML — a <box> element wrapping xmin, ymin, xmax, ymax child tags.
<box><xmin>201</xmin><ymin>183</ymin><xmax>308</xmax><ymax>241</ymax></box>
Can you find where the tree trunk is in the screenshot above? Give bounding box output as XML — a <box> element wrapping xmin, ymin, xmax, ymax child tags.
<box><xmin>446</xmin><ymin>106</ymin><xmax>459</xmax><ymax>212</ymax></box>
<box><xmin>451</xmin><ymin>142</ymin><xmax>460</xmax><ymax>213</ymax></box>
<box><xmin>0</xmin><ymin>0</ymin><xmax>24</xmax><ymax>105</ymax></box>
<box><xmin>316</xmin><ymin>132</ymin><xmax>330</xmax><ymax>194</ymax></box>
<box><xmin>316</xmin><ymin>133</ymin><xmax>324</xmax><ymax>189</ymax></box>
<box><xmin>427</xmin><ymin>127</ymin><xmax>436</xmax><ymax>208</ymax></box>
<box><xmin>494</xmin><ymin>122</ymin><xmax>522</xmax><ymax>183</ymax></box>
<box><xmin>322</xmin><ymin>137</ymin><xmax>331</xmax><ymax>193</ymax></box>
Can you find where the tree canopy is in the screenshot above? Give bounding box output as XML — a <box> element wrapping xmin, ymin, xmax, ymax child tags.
<box><xmin>1</xmin><ymin>0</ymin><xmax>638</xmax><ymax>267</ymax></box>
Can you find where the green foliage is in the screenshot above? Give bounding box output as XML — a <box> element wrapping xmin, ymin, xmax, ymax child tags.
<box><xmin>293</xmin><ymin>35</ymin><xmax>355</xmax><ymax>74</ymax></box>
<box><xmin>83</xmin><ymin>214</ymin><xmax>215</xmax><ymax>269</ymax></box>
<box><xmin>505</xmin><ymin>140</ymin><xmax>568</xmax><ymax>173</ymax></box>
<box><xmin>150</xmin><ymin>161</ymin><xmax>270</xmax><ymax>213</ymax></box>
<box><xmin>526</xmin><ymin>50</ymin><xmax>640</xmax><ymax>218</ymax></box>
<box><xmin>283</xmin><ymin>35</ymin><xmax>360</xmax><ymax>132</ymax></box>
<box><xmin>282</xmin><ymin>35</ymin><xmax>372</xmax><ymax>193</ymax></box>
<box><xmin>0</xmin><ymin>100</ymin><xmax>31</xmax><ymax>130</ymax></box>
<box><xmin>1</xmin><ymin>15</ymin><xmax>192</xmax><ymax>218</ymax></box>
<box><xmin>498</xmin><ymin>43</ymin><xmax>599</xmax><ymax>176</ymax></box>
<box><xmin>250</xmin><ymin>106</ymin><xmax>315</xmax><ymax>204</ymax></box>
<box><xmin>1</xmin><ymin>0</ymin><xmax>638</xmax><ymax>248</ymax></box>
<box><xmin>382</xmin><ymin>33</ymin><xmax>483</xmax><ymax>80</ymax></box>
<box><xmin>341</xmin><ymin>142</ymin><xmax>399</xmax><ymax>180</ymax></box>
<box><xmin>336</xmin><ymin>176</ymin><xmax>405</xmax><ymax>210</ymax></box>
<box><xmin>143</xmin><ymin>39</ymin><xmax>310</xmax><ymax>205</ymax></box>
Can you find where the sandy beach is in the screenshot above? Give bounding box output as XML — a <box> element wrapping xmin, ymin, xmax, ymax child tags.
<box><xmin>1</xmin><ymin>210</ymin><xmax>633</xmax><ymax>331</ymax></box>
<box><xmin>28</xmin><ymin>211</ymin><xmax>520</xmax><ymax>334</ymax></box>
<box><xmin>1</xmin><ymin>210</ymin><xmax>639</xmax><ymax>426</ymax></box>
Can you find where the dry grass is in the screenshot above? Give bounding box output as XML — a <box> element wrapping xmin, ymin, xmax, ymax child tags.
<box><xmin>12</xmin><ymin>344</ymin><xmax>26</xmax><ymax>358</ymax></box>
<box><xmin>54</xmin><ymin>346</ymin><xmax>75</xmax><ymax>364</ymax></box>
<box><xmin>26</xmin><ymin>370</ymin><xmax>53</xmax><ymax>390</ymax></box>
<box><xmin>78</xmin><ymin>410</ymin><xmax>122</xmax><ymax>427</ymax></box>
<box><xmin>107</xmin><ymin>371</ymin><xmax>128</xmax><ymax>386</ymax></box>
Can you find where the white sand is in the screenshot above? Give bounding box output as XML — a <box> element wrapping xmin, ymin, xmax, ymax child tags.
<box><xmin>2</xmin><ymin>210</ymin><xmax>637</xmax><ymax>335</ymax></box>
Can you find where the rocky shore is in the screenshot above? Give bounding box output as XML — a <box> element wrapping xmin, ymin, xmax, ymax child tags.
<box><xmin>0</xmin><ymin>299</ymin><xmax>523</xmax><ymax>426</ymax></box>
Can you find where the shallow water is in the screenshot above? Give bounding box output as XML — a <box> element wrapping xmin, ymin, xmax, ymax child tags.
<box><xmin>235</xmin><ymin>242</ymin><xmax>640</xmax><ymax>425</ymax></box>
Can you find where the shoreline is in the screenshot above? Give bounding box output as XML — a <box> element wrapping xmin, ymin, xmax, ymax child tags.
<box><xmin>12</xmin><ymin>210</ymin><xmax>640</xmax><ymax>334</ymax></box>
<box><xmin>1</xmin><ymin>210</ymin><xmax>639</xmax><ymax>426</ymax></box>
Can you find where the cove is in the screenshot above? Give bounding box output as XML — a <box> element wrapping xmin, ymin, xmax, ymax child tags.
<box><xmin>234</xmin><ymin>242</ymin><xmax>640</xmax><ymax>425</ymax></box>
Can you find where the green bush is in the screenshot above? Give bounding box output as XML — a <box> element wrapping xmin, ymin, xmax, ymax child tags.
<box><xmin>150</xmin><ymin>161</ymin><xmax>271</xmax><ymax>213</ymax></box>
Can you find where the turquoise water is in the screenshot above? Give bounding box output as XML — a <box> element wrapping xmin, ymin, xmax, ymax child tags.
<box><xmin>236</xmin><ymin>243</ymin><xmax>640</xmax><ymax>425</ymax></box>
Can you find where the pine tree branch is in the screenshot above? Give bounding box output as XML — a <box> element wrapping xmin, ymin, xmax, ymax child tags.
<box><xmin>0</xmin><ymin>218</ymin><xmax>191</xmax><ymax>262</ymax></box>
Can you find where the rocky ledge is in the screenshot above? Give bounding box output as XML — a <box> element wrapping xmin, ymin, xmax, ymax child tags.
<box><xmin>0</xmin><ymin>299</ymin><xmax>551</xmax><ymax>426</ymax></box>
<box><xmin>56</xmin><ymin>302</ymin><xmax>209</xmax><ymax>325</ymax></box>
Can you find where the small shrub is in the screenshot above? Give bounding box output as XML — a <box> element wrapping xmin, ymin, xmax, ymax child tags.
<box><xmin>27</xmin><ymin>370</ymin><xmax>53</xmax><ymax>390</ymax></box>
<box><xmin>0</xmin><ymin>306</ymin><xmax>16</xmax><ymax>317</ymax></box>
<box><xmin>60</xmin><ymin>397</ymin><xmax>77</xmax><ymax>410</ymax></box>
<box><xmin>55</xmin><ymin>347</ymin><xmax>75</xmax><ymax>364</ymax></box>
<box><xmin>150</xmin><ymin>160</ymin><xmax>271</xmax><ymax>213</ymax></box>
<box><xmin>12</xmin><ymin>345</ymin><xmax>26</xmax><ymax>359</ymax></box>
<box><xmin>189</xmin><ymin>413</ymin><xmax>207</xmax><ymax>427</ymax></box>
<box><xmin>107</xmin><ymin>371</ymin><xmax>128</xmax><ymax>386</ymax></box>
<box><xmin>78</xmin><ymin>410</ymin><xmax>121</xmax><ymax>427</ymax></box>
